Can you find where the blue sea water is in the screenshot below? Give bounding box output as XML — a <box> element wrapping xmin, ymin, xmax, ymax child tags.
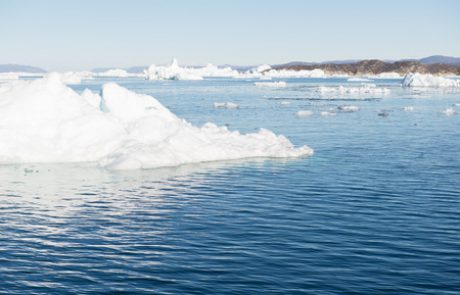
<box><xmin>1</xmin><ymin>77</ymin><xmax>460</xmax><ymax>294</ymax></box>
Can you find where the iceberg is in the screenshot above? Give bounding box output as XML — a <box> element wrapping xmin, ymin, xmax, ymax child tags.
<box><xmin>0</xmin><ymin>76</ymin><xmax>312</xmax><ymax>170</ymax></box>
<box><xmin>402</xmin><ymin>73</ymin><xmax>460</xmax><ymax>88</ymax></box>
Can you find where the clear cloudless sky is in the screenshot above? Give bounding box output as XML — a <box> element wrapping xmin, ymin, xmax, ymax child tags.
<box><xmin>0</xmin><ymin>0</ymin><xmax>459</xmax><ymax>71</ymax></box>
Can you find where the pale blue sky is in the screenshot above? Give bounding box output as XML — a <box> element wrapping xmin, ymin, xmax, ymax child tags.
<box><xmin>0</xmin><ymin>0</ymin><xmax>459</xmax><ymax>71</ymax></box>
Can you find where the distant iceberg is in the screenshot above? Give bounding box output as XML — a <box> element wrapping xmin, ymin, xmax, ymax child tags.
<box><xmin>144</xmin><ymin>59</ymin><xmax>239</xmax><ymax>80</ymax></box>
<box><xmin>44</xmin><ymin>71</ymin><xmax>93</xmax><ymax>84</ymax></box>
<box><xmin>95</xmin><ymin>69</ymin><xmax>144</xmax><ymax>78</ymax></box>
<box><xmin>0</xmin><ymin>76</ymin><xmax>312</xmax><ymax>169</ymax></box>
<box><xmin>402</xmin><ymin>73</ymin><xmax>460</xmax><ymax>88</ymax></box>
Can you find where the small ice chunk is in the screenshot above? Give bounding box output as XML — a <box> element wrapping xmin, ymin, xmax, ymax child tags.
<box><xmin>442</xmin><ymin>107</ymin><xmax>456</xmax><ymax>116</ymax></box>
<box><xmin>403</xmin><ymin>106</ymin><xmax>414</xmax><ymax>112</ymax></box>
<box><xmin>338</xmin><ymin>105</ymin><xmax>360</xmax><ymax>112</ymax></box>
<box><xmin>320</xmin><ymin>111</ymin><xmax>336</xmax><ymax>117</ymax></box>
<box><xmin>296</xmin><ymin>110</ymin><xmax>313</xmax><ymax>117</ymax></box>
<box><xmin>255</xmin><ymin>81</ymin><xmax>287</xmax><ymax>88</ymax></box>
<box><xmin>213</xmin><ymin>102</ymin><xmax>239</xmax><ymax>109</ymax></box>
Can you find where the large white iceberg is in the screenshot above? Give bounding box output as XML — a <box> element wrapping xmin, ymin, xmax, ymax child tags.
<box><xmin>0</xmin><ymin>75</ymin><xmax>312</xmax><ymax>170</ymax></box>
<box><xmin>402</xmin><ymin>73</ymin><xmax>460</xmax><ymax>88</ymax></box>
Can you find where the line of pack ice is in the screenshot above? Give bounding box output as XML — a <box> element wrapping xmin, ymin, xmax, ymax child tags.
<box><xmin>1</xmin><ymin>59</ymin><xmax>459</xmax><ymax>88</ymax></box>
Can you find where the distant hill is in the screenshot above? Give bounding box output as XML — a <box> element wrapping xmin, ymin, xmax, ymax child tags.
<box><xmin>0</xmin><ymin>64</ymin><xmax>46</xmax><ymax>73</ymax></box>
<box><xmin>273</xmin><ymin>59</ymin><xmax>460</xmax><ymax>76</ymax></box>
<box><xmin>274</xmin><ymin>55</ymin><xmax>460</xmax><ymax>70</ymax></box>
<box><xmin>419</xmin><ymin>55</ymin><xmax>460</xmax><ymax>65</ymax></box>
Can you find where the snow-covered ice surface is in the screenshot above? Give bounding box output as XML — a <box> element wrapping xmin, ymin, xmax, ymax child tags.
<box><xmin>0</xmin><ymin>76</ymin><xmax>312</xmax><ymax>169</ymax></box>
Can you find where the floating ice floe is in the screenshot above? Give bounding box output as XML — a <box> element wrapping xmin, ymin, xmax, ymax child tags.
<box><xmin>347</xmin><ymin>77</ymin><xmax>372</xmax><ymax>82</ymax></box>
<box><xmin>402</xmin><ymin>73</ymin><xmax>460</xmax><ymax>88</ymax></box>
<box><xmin>370</xmin><ymin>72</ymin><xmax>402</xmax><ymax>79</ymax></box>
<box><xmin>0</xmin><ymin>72</ymin><xmax>44</xmax><ymax>81</ymax></box>
<box><xmin>442</xmin><ymin>107</ymin><xmax>456</xmax><ymax>116</ymax></box>
<box><xmin>0</xmin><ymin>76</ymin><xmax>312</xmax><ymax>170</ymax></box>
<box><xmin>95</xmin><ymin>69</ymin><xmax>144</xmax><ymax>78</ymax></box>
<box><xmin>44</xmin><ymin>72</ymin><xmax>93</xmax><ymax>84</ymax></box>
<box><xmin>320</xmin><ymin>111</ymin><xmax>336</xmax><ymax>117</ymax></box>
<box><xmin>338</xmin><ymin>105</ymin><xmax>360</xmax><ymax>112</ymax></box>
<box><xmin>213</xmin><ymin>102</ymin><xmax>239</xmax><ymax>109</ymax></box>
<box><xmin>255</xmin><ymin>81</ymin><xmax>287</xmax><ymax>88</ymax></box>
<box><xmin>296</xmin><ymin>110</ymin><xmax>313</xmax><ymax>117</ymax></box>
<box><xmin>403</xmin><ymin>106</ymin><xmax>414</xmax><ymax>112</ymax></box>
<box><xmin>318</xmin><ymin>84</ymin><xmax>390</xmax><ymax>96</ymax></box>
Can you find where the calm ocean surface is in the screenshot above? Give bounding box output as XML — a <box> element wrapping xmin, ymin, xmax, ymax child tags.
<box><xmin>1</xmin><ymin>77</ymin><xmax>459</xmax><ymax>294</ymax></box>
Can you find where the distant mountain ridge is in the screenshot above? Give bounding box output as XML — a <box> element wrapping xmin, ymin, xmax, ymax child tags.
<box><xmin>419</xmin><ymin>55</ymin><xmax>460</xmax><ymax>65</ymax></box>
<box><xmin>273</xmin><ymin>59</ymin><xmax>460</xmax><ymax>76</ymax></box>
<box><xmin>0</xmin><ymin>64</ymin><xmax>46</xmax><ymax>73</ymax></box>
<box><xmin>274</xmin><ymin>55</ymin><xmax>460</xmax><ymax>68</ymax></box>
